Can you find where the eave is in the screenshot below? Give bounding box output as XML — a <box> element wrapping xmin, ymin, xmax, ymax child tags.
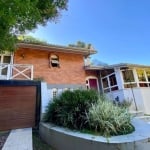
<box><xmin>17</xmin><ymin>42</ymin><xmax>97</xmax><ymax>57</ymax></box>
<box><xmin>84</xmin><ymin>63</ymin><xmax>150</xmax><ymax>71</ymax></box>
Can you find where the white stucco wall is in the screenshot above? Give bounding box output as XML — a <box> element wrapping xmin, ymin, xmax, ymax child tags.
<box><xmin>140</xmin><ymin>88</ymin><xmax>150</xmax><ymax>114</ymax></box>
<box><xmin>107</xmin><ymin>87</ymin><xmax>150</xmax><ymax>114</ymax></box>
<box><xmin>106</xmin><ymin>90</ymin><xmax>125</xmax><ymax>102</ymax></box>
<box><xmin>41</xmin><ymin>82</ymin><xmax>49</xmax><ymax>114</ymax></box>
<box><xmin>123</xmin><ymin>88</ymin><xmax>145</xmax><ymax>111</ymax></box>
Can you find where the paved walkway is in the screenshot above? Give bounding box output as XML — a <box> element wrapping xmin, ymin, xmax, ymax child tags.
<box><xmin>2</xmin><ymin>128</ymin><xmax>32</xmax><ymax>150</ymax></box>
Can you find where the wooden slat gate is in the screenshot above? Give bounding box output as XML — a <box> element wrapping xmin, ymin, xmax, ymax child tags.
<box><xmin>0</xmin><ymin>80</ymin><xmax>41</xmax><ymax>131</ymax></box>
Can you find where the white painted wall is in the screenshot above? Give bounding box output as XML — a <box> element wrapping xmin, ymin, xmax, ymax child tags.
<box><xmin>106</xmin><ymin>90</ymin><xmax>125</xmax><ymax>102</ymax></box>
<box><xmin>140</xmin><ymin>88</ymin><xmax>150</xmax><ymax>114</ymax></box>
<box><xmin>106</xmin><ymin>87</ymin><xmax>150</xmax><ymax>114</ymax></box>
<box><xmin>41</xmin><ymin>82</ymin><xmax>49</xmax><ymax>114</ymax></box>
<box><xmin>123</xmin><ymin>88</ymin><xmax>145</xmax><ymax>111</ymax></box>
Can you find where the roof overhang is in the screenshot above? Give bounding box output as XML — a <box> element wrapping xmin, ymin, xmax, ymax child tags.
<box><xmin>84</xmin><ymin>65</ymin><xmax>104</xmax><ymax>71</ymax></box>
<box><xmin>104</xmin><ymin>63</ymin><xmax>150</xmax><ymax>69</ymax></box>
<box><xmin>17</xmin><ymin>43</ymin><xmax>97</xmax><ymax>57</ymax></box>
<box><xmin>84</xmin><ymin>63</ymin><xmax>150</xmax><ymax>71</ymax></box>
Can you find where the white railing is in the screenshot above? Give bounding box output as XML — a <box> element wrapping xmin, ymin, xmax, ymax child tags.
<box><xmin>0</xmin><ymin>63</ymin><xmax>33</xmax><ymax>80</ymax></box>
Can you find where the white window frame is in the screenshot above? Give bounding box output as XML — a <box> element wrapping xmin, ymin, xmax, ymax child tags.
<box><xmin>52</xmin><ymin>88</ymin><xmax>58</xmax><ymax>99</ymax></box>
<box><xmin>121</xmin><ymin>69</ymin><xmax>137</xmax><ymax>88</ymax></box>
<box><xmin>121</xmin><ymin>68</ymin><xmax>150</xmax><ymax>88</ymax></box>
<box><xmin>101</xmin><ymin>72</ymin><xmax>118</xmax><ymax>93</ymax></box>
<box><xmin>0</xmin><ymin>53</ymin><xmax>13</xmax><ymax>78</ymax></box>
<box><xmin>136</xmin><ymin>69</ymin><xmax>150</xmax><ymax>87</ymax></box>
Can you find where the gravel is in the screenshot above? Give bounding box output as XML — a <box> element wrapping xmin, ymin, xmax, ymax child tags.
<box><xmin>0</xmin><ymin>132</ymin><xmax>9</xmax><ymax>150</ymax></box>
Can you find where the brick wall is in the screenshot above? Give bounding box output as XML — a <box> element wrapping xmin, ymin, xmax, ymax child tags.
<box><xmin>14</xmin><ymin>48</ymin><xmax>87</xmax><ymax>84</ymax></box>
<box><xmin>85</xmin><ymin>70</ymin><xmax>99</xmax><ymax>79</ymax></box>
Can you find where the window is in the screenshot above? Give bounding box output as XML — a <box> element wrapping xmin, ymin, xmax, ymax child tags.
<box><xmin>50</xmin><ymin>54</ymin><xmax>59</xmax><ymax>67</ymax></box>
<box><xmin>3</xmin><ymin>56</ymin><xmax>11</xmax><ymax>63</ymax></box>
<box><xmin>136</xmin><ymin>69</ymin><xmax>149</xmax><ymax>87</ymax></box>
<box><xmin>122</xmin><ymin>69</ymin><xmax>150</xmax><ymax>88</ymax></box>
<box><xmin>121</xmin><ymin>70</ymin><xmax>137</xmax><ymax>88</ymax></box>
<box><xmin>136</xmin><ymin>69</ymin><xmax>146</xmax><ymax>82</ymax></box>
<box><xmin>101</xmin><ymin>73</ymin><xmax>118</xmax><ymax>93</ymax></box>
<box><xmin>122</xmin><ymin>70</ymin><xmax>135</xmax><ymax>82</ymax></box>
<box><xmin>0</xmin><ymin>55</ymin><xmax>12</xmax><ymax>76</ymax></box>
<box><xmin>102</xmin><ymin>78</ymin><xmax>108</xmax><ymax>88</ymax></box>
<box><xmin>146</xmin><ymin>70</ymin><xmax>150</xmax><ymax>82</ymax></box>
<box><xmin>52</xmin><ymin>88</ymin><xmax>58</xmax><ymax>99</ymax></box>
<box><xmin>109</xmin><ymin>74</ymin><xmax>117</xmax><ymax>86</ymax></box>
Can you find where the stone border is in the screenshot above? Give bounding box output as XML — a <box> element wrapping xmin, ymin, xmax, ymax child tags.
<box><xmin>39</xmin><ymin>119</ymin><xmax>150</xmax><ymax>150</ymax></box>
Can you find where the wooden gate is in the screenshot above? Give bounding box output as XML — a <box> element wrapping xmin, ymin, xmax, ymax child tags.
<box><xmin>0</xmin><ymin>81</ymin><xmax>41</xmax><ymax>131</ymax></box>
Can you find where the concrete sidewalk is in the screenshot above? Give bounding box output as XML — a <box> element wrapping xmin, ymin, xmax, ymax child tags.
<box><xmin>2</xmin><ymin>128</ymin><xmax>32</xmax><ymax>150</ymax></box>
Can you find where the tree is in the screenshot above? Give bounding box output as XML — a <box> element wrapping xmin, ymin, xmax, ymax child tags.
<box><xmin>0</xmin><ymin>0</ymin><xmax>68</xmax><ymax>52</ymax></box>
<box><xmin>18</xmin><ymin>35</ymin><xmax>48</xmax><ymax>45</ymax></box>
<box><xmin>68</xmin><ymin>41</ymin><xmax>92</xmax><ymax>49</ymax></box>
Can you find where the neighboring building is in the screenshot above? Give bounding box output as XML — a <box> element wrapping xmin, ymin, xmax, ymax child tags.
<box><xmin>1</xmin><ymin>42</ymin><xmax>150</xmax><ymax>114</ymax></box>
<box><xmin>85</xmin><ymin>63</ymin><xmax>150</xmax><ymax>114</ymax></box>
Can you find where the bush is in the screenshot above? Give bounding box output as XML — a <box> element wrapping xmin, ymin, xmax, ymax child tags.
<box><xmin>43</xmin><ymin>89</ymin><xmax>99</xmax><ymax>130</ymax></box>
<box><xmin>44</xmin><ymin>90</ymin><xmax>134</xmax><ymax>137</ymax></box>
<box><xmin>87</xmin><ymin>97</ymin><xmax>135</xmax><ymax>137</ymax></box>
<box><xmin>113</xmin><ymin>99</ymin><xmax>132</xmax><ymax>108</ymax></box>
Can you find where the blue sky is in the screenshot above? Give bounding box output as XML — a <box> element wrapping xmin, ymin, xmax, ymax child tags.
<box><xmin>29</xmin><ymin>0</ymin><xmax>150</xmax><ymax>65</ymax></box>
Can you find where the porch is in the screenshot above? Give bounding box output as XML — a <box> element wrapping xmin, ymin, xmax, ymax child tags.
<box><xmin>0</xmin><ymin>63</ymin><xmax>33</xmax><ymax>80</ymax></box>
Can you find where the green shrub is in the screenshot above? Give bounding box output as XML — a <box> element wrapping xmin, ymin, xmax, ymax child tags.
<box><xmin>119</xmin><ymin>99</ymin><xmax>132</xmax><ymax>108</ymax></box>
<box><xmin>87</xmin><ymin>98</ymin><xmax>135</xmax><ymax>137</ymax></box>
<box><xmin>43</xmin><ymin>89</ymin><xmax>99</xmax><ymax>130</ymax></box>
<box><xmin>44</xmin><ymin>90</ymin><xmax>134</xmax><ymax>137</ymax></box>
<box><xmin>113</xmin><ymin>99</ymin><xmax>132</xmax><ymax>108</ymax></box>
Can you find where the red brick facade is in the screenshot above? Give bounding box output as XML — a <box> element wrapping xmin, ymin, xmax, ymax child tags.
<box><xmin>14</xmin><ymin>48</ymin><xmax>96</xmax><ymax>85</ymax></box>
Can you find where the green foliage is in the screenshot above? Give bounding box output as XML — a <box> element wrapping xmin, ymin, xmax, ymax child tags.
<box><xmin>0</xmin><ymin>0</ymin><xmax>68</xmax><ymax>51</ymax></box>
<box><xmin>44</xmin><ymin>90</ymin><xmax>134</xmax><ymax>137</ymax></box>
<box><xmin>87</xmin><ymin>98</ymin><xmax>135</xmax><ymax>137</ymax></box>
<box><xmin>68</xmin><ymin>41</ymin><xmax>92</xmax><ymax>49</ymax></box>
<box><xmin>113</xmin><ymin>99</ymin><xmax>132</xmax><ymax>108</ymax></box>
<box><xmin>18</xmin><ymin>35</ymin><xmax>48</xmax><ymax>45</ymax></box>
<box><xmin>119</xmin><ymin>100</ymin><xmax>132</xmax><ymax>108</ymax></box>
<box><xmin>43</xmin><ymin>89</ymin><xmax>99</xmax><ymax>130</ymax></box>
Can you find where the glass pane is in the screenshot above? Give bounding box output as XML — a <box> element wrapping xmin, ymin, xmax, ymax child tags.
<box><xmin>1</xmin><ymin>66</ymin><xmax>8</xmax><ymax>75</ymax></box>
<box><xmin>139</xmin><ymin>83</ymin><xmax>148</xmax><ymax>87</ymax></box>
<box><xmin>111</xmin><ymin>86</ymin><xmax>118</xmax><ymax>91</ymax></box>
<box><xmin>124</xmin><ymin>83</ymin><xmax>137</xmax><ymax>88</ymax></box>
<box><xmin>122</xmin><ymin>70</ymin><xmax>135</xmax><ymax>82</ymax></box>
<box><xmin>109</xmin><ymin>74</ymin><xmax>117</xmax><ymax>86</ymax></box>
<box><xmin>146</xmin><ymin>70</ymin><xmax>150</xmax><ymax>82</ymax></box>
<box><xmin>102</xmin><ymin>78</ymin><xmax>108</xmax><ymax>88</ymax></box>
<box><xmin>136</xmin><ymin>69</ymin><xmax>146</xmax><ymax>82</ymax></box>
<box><xmin>3</xmin><ymin>56</ymin><xmax>11</xmax><ymax>63</ymax></box>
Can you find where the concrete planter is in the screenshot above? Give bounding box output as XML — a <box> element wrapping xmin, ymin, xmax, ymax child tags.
<box><xmin>39</xmin><ymin>119</ymin><xmax>150</xmax><ymax>150</ymax></box>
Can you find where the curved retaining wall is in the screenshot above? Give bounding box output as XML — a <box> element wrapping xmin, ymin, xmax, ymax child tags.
<box><xmin>39</xmin><ymin>119</ymin><xmax>150</xmax><ymax>150</ymax></box>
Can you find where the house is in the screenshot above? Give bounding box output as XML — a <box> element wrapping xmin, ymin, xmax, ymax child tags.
<box><xmin>85</xmin><ymin>63</ymin><xmax>150</xmax><ymax>114</ymax></box>
<box><xmin>1</xmin><ymin>42</ymin><xmax>150</xmax><ymax>116</ymax></box>
<box><xmin>0</xmin><ymin>42</ymin><xmax>100</xmax><ymax>115</ymax></box>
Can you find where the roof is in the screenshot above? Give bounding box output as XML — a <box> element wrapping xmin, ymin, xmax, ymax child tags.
<box><xmin>17</xmin><ymin>42</ymin><xmax>97</xmax><ymax>57</ymax></box>
<box><xmin>85</xmin><ymin>63</ymin><xmax>150</xmax><ymax>71</ymax></box>
<box><xmin>105</xmin><ymin>63</ymin><xmax>150</xmax><ymax>69</ymax></box>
